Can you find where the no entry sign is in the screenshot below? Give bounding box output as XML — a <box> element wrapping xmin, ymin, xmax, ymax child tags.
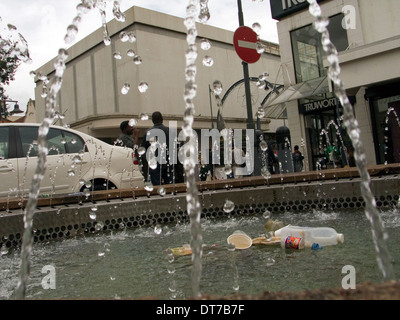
<box><xmin>233</xmin><ymin>26</ymin><xmax>261</xmax><ymax>64</ymax></box>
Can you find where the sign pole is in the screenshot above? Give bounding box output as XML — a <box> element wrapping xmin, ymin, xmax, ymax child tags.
<box><xmin>237</xmin><ymin>0</ymin><xmax>255</xmax><ymax>130</ymax></box>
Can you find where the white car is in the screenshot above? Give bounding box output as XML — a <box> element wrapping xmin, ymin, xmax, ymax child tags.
<box><xmin>0</xmin><ymin>123</ymin><xmax>144</xmax><ymax>198</ymax></box>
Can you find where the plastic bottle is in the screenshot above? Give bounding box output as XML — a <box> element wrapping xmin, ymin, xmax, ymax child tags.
<box><xmin>277</xmin><ymin>225</ymin><xmax>344</xmax><ymax>250</ymax></box>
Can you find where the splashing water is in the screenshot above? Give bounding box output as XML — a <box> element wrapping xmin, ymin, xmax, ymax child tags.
<box><xmin>183</xmin><ymin>0</ymin><xmax>210</xmax><ymax>298</ymax></box>
<box><xmin>13</xmin><ymin>0</ymin><xmax>129</xmax><ymax>299</ymax></box>
<box><xmin>15</xmin><ymin>48</ymin><xmax>68</xmax><ymax>299</ymax></box>
<box><xmin>307</xmin><ymin>0</ymin><xmax>394</xmax><ymax>280</ymax></box>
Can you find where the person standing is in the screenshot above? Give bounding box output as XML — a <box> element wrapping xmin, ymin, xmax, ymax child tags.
<box><xmin>142</xmin><ymin>112</ymin><xmax>172</xmax><ymax>185</ymax></box>
<box><xmin>292</xmin><ymin>145</ymin><xmax>304</xmax><ymax>172</ymax></box>
<box><xmin>118</xmin><ymin>120</ymin><xmax>138</xmax><ymax>148</ymax></box>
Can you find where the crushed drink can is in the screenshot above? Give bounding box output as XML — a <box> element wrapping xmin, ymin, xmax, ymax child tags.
<box><xmin>285</xmin><ymin>236</ymin><xmax>302</xmax><ymax>250</ymax></box>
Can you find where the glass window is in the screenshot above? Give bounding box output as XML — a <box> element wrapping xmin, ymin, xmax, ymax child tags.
<box><xmin>19</xmin><ymin>127</ymin><xmax>40</xmax><ymax>157</ymax></box>
<box><xmin>372</xmin><ymin>96</ymin><xmax>400</xmax><ymax>164</ymax></box>
<box><xmin>62</xmin><ymin>131</ymin><xmax>86</xmax><ymax>154</ymax></box>
<box><xmin>19</xmin><ymin>127</ymin><xmax>67</xmax><ymax>157</ymax></box>
<box><xmin>291</xmin><ymin>13</ymin><xmax>349</xmax><ymax>83</ymax></box>
<box><xmin>0</xmin><ymin>127</ymin><xmax>9</xmax><ymax>160</ymax></box>
<box><xmin>47</xmin><ymin>129</ymin><xmax>67</xmax><ymax>155</ymax></box>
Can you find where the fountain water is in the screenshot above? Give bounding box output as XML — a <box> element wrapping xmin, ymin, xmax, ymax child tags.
<box><xmin>306</xmin><ymin>0</ymin><xmax>394</xmax><ymax>280</ymax></box>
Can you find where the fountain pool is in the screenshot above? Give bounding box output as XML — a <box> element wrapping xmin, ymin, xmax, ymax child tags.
<box><xmin>0</xmin><ymin>206</ymin><xmax>399</xmax><ymax>300</ymax></box>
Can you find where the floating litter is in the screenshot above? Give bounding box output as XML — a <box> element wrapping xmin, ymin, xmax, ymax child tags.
<box><xmin>227</xmin><ymin>230</ymin><xmax>252</xmax><ymax>250</ymax></box>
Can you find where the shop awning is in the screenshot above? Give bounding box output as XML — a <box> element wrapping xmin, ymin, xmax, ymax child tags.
<box><xmin>263</xmin><ymin>76</ymin><xmax>330</xmax><ymax>109</ymax></box>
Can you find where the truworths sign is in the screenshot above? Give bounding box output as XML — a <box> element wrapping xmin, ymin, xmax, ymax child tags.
<box><xmin>270</xmin><ymin>0</ymin><xmax>327</xmax><ymax>20</ymax></box>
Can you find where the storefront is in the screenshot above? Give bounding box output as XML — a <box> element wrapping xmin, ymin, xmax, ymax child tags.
<box><xmin>366</xmin><ymin>82</ymin><xmax>400</xmax><ymax>165</ymax></box>
<box><xmin>268</xmin><ymin>0</ymin><xmax>400</xmax><ymax>170</ymax></box>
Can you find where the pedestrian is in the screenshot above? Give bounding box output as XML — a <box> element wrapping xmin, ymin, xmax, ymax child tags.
<box><xmin>292</xmin><ymin>145</ymin><xmax>304</xmax><ymax>172</ymax></box>
<box><xmin>142</xmin><ymin>112</ymin><xmax>173</xmax><ymax>185</ymax></box>
<box><xmin>266</xmin><ymin>142</ymin><xmax>278</xmax><ymax>174</ymax></box>
<box><xmin>118</xmin><ymin>120</ymin><xmax>139</xmax><ymax>148</ymax></box>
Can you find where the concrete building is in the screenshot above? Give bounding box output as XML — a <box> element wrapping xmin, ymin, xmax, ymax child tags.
<box><xmin>34</xmin><ymin>6</ymin><xmax>283</xmax><ymax>145</ymax></box>
<box><xmin>267</xmin><ymin>0</ymin><xmax>400</xmax><ymax>169</ymax></box>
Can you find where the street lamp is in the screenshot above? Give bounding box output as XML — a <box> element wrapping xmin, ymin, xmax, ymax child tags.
<box><xmin>0</xmin><ymin>100</ymin><xmax>24</xmax><ymax>122</ymax></box>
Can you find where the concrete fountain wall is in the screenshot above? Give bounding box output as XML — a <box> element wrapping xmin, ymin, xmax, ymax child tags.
<box><xmin>1</xmin><ymin>164</ymin><xmax>399</xmax><ymax>250</ymax></box>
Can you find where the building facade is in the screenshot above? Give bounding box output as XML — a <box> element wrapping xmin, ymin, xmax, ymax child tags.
<box><xmin>34</xmin><ymin>6</ymin><xmax>283</xmax><ymax>145</ymax></box>
<box><xmin>268</xmin><ymin>0</ymin><xmax>400</xmax><ymax>169</ymax></box>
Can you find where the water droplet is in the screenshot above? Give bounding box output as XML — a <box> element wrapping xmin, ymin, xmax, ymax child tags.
<box><xmin>138</xmin><ymin>147</ymin><xmax>146</xmax><ymax>156</ymax></box>
<box><xmin>65</xmin><ymin>24</ymin><xmax>78</xmax><ymax>44</ymax></box>
<box><xmin>121</xmin><ymin>83</ymin><xmax>130</xmax><ymax>95</ymax></box>
<box><xmin>113</xmin><ymin>51</ymin><xmax>122</xmax><ymax>60</ymax></box>
<box><xmin>266</xmin><ymin>257</ymin><xmax>275</xmax><ymax>267</ymax></box>
<box><xmin>167</xmin><ymin>265</ymin><xmax>176</xmax><ymax>274</ymax></box>
<box><xmin>129</xmin><ymin>119</ymin><xmax>137</xmax><ymax>127</ymax></box>
<box><xmin>224</xmin><ymin>165</ymin><xmax>232</xmax><ymax>175</ymax></box>
<box><xmin>139</xmin><ymin>113</ymin><xmax>149</xmax><ymax>121</ymax></box>
<box><xmin>103</xmin><ymin>37</ymin><xmax>111</xmax><ymax>46</ymax></box>
<box><xmin>133</xmin><ymin>55</ymin><xmax>142</xmax><ymax>65</ymax></box>
<box><xmin>263</xmin><ymin>210</ymin><xmax>271</xmax><ymax>219</ymax></box>
<box><xmin>256</xmin><ymin>41</ymin><xmax>264</xmax><ymax>54</ymax></box>
<box><xmin>83</xmin><ymin>188</ymin><xmax>90</xmax><ymax>198</ymax></box>
<box><xmin>169</xmin><ymin>280</ymin><xmax>177</xmax><ymax>293</ymax></box>
<box><xmin>261</xmin><ymin>166</ymin><xmax>271</xmax><ymax>179</ymax></box>
<box><xmin>0</xmin><ymin>246</ymin><xmax>9</xmax><ymax>256</ymax></box>
<box><xmin>71</xmin><ymin>155</ymin><xmax>82</xmax><ymax>165</ymax></box>
<box><xmin>260</xmin><ymin>140</ymin><xmax>268</xmax><ymax>151</ymax></box>
<box><xmin>223</xmin><ymin>200</ymin><xmax>235</xmax><ymax>213</ymax></box>
<box><xmin>158</xmin><ymin>187</ymin><xmax>166</xmax><ymax>196</ymax></box>
<box><xmin>212</xmin><ymin>80</ymin><xmax>223</xmax><ymax>95</ymax></box>
<box><xmin>127</xmin><ymin>49</ymin><xmax>135</xmax><ymax>57</ymax></box>
<box><xmin>154</xmin><ymin>224</ymin><xmax>162</xmax><ymax>235</ymax></box>
<box><xmin>257</xmin><ymin>107</ymin><xmax>265</xmax><ymax>118</ymax></box>
<box><xmin>200</xmin><ymin>38</ymin><xmax>211</xmax><ymax>50</ymax></box>
<box><xmin>259</xmin><ymin>72</ymin><xmax>269</xmax><ymax>81</ymax></box>
<box><xmin>227</xmin><ymin>243</ymin><xmax>236</xmax><ymax>252</ymax></box>
<box><xmin>138</xmin><ymin>82</ymin><xmax>149</xmax><ymax>93</ymax></box>
<box><xmin>202</xmin><ymin>55</ymin><xmax>214</xmax><ymax>67</ymax></box>
<box><xmin>126</xmin><ymin>31</ymin><xmax>136</xmax><ymax>43</ymax></box>
<box><xmin>67</xmin><ymin>169</ymin><xmax>75</xmax><ymax>177</ymax></box>
<box><xmin>119</xmin><ymin>31</ymin><xmax>129</xmax><ymax>42</ymax></box>
<box><xmin>95</xmin><ymin>221</ymin><xmax>104</xmax><ymax>231</ymax></box>
<box><xmin>252</xmin><ymin>22</ymin><xmax>262</xmax><ymax>34</ymax></box>
<box><xmin>144</xmin><ymin>181</ymin><xmax>154</xmax><ymax>192</ymax></box>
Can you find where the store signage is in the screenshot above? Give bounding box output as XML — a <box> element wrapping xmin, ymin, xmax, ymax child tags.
<box><xmin>270</xmin><ymin>0</ymin><xmax>327</xmax><ymax>20</ymax></box>
<box><xmin>299</xmin><ymin>97</ymin><xmax>339</xmax><ymax>114</ymax></box>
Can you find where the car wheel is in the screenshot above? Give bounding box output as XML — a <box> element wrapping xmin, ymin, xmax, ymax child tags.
<box><xmin>80</xmin><ymin>179</ymin><xmax>117</xmax><ymax>192</ymax></box>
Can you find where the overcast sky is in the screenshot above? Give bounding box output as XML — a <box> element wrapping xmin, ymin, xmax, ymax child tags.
<box><xmin>0</xmin><ymin>0</ymin><xmax>278</xmax><ymax>112</ymax></box>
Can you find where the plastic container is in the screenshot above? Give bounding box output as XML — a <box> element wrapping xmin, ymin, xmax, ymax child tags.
<box><xmin>278</xmin><ymin>226</ymin><xmax>344</xmax><ymax>249</ymax></box>
<box><xmin>227</xmin><ymin>230</ymin><xmax>252</xmax><ymax>250</ymax></box>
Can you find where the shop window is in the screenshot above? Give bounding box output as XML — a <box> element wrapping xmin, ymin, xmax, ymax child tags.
<box><xmin>372</xmin><ymin>96</ymin><xmax>400</xmax><ymax>164</ymax></box>
<box><xmin>291</xmin><ymin>13</ymin><xmax>349</xmax><ymax>83</ymax></box>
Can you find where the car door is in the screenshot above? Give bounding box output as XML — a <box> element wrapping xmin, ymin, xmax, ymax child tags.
<box><xmin>0</xmin><ymin>126</ymin><xmax>20</xmax><ymax>198</ymax></box>
<box><xmin>16</xmin><ymin>126</ymin><xmax>91</xmax><ymax>196</ymax></box>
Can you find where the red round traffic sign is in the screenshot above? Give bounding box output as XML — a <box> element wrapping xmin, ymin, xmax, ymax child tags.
<box><xmin>233</xmin><ymin>26</ymin><xmax>261</xmax><ymax>64</ymax></box>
